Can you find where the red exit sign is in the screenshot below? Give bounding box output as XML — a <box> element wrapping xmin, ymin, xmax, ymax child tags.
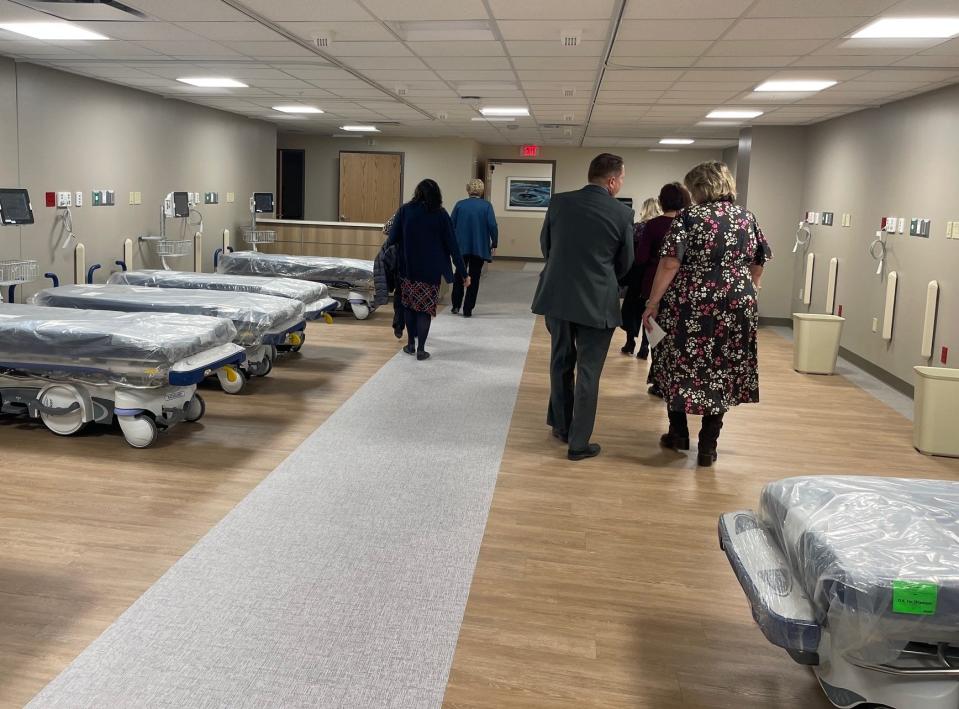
<box><xmin>521</xmin><ymin>144</ymin><xmax>539</xmax><ymax>157</ymax></box>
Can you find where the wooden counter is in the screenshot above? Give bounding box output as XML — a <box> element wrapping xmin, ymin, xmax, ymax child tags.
<box><xmin>254</xmin><ymin>219</ymin><xmax>385</xmax><ymax>260</ymax></box>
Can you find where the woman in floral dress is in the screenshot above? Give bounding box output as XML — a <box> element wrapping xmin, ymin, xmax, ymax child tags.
<box><xmin>642</xmin><ymin>161</ymin><xmax>771</xmax><ymax>466</ymax></box>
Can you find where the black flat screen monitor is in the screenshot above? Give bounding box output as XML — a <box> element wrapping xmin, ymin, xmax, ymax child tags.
<box><xmin>616</xmin><ymin>197</ymin><xmax>634</xmax><ymax>209</ymax></box>
<box><xmin>253</xmin><ymin>192</ymin><xmax>274</xmax><ymax>213</ymax></box>
<box><xmin>172</xmin><ymin>191</ymin><xmax>190</xmax><ymax>218</ymax></box>
<box><xmin>0</xmin><ymin>188</ymin><xmax>34</xmax><ymax>225</ymax></box>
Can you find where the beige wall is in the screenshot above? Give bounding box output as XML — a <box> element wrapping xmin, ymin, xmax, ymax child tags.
<box><xmin>790</xmin><ymin>83</ymin><xmax>959</xmax><ymax>386</ymax></box>
<box><xmin>276</xmin><ymin>134</ymin><xmax>479</xmax><ymax>222</ymax></box>
<box><xmin>480</xmin><ymin>144</ymin><xmax>724</xmax><ymax>258</ymax></box>
<box><xmin>0</xmin><ymin>60</ymin><xmax>277</xmax><ymax>301</ymax></box>
<box><xmin>742</xmin><ymin>126</ymin><xmax>808</xmax><ymax>320</ymax></box>
<box><xmin>487</xmin><ymin>161</ymin><xmax>552</xmax><ymax>257</ymax></box>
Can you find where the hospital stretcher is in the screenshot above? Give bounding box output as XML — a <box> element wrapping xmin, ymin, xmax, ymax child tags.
<box><xmin>108</xmin><ymin>269</ymin><xmax>339</xmax><ymax>352</ymax></box>
<box><xmin>32</xmin><ymin>284</ymin><xmax>305</xmax><ymax>393</ymax></box>
<box><xmin>720</xmin><ymin>476</ymin><xmax>959</xmax><ymax>709</ymax></box>
<box><xmin>216</xmin><ymin>251</ymin><xmax>376</xmax><ymax>320</ymax></box>
<box><xmin>0</xmin><ymin>303</ymin><xmax>244</xmax><ymax>448</ymax></box>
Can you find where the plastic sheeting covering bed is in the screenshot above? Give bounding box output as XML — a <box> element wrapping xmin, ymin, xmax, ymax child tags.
<box><xmin>216</xmin><ymin>251</ymin><xmax>374</xmax><ymax>291</ymax></box>
<box><xmin>107</xmin><ymin>270</ymin><xmax>340</xmax><ymax>320</ymax></box>
<box><xmin>0</xmin><ymin>303</ymin><xmax>239</xmax><ymax>386</ymax></box>
<box><xmin>32</xmin><ymin>284</ymin><xmax>305</xmax><ymax>347</ymax></box>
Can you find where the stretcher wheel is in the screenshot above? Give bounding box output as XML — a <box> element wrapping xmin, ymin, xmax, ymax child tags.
<box><xmin>39</xmin><ymin>385</ymin><xmax>88</xmax><ymax>437</ymax></box>
<box><xmin>183</xmin><ymin>394</ymin><xmax>205</xmax><ymax>423</ymax></box>
<box><xmin>217</xmin><ymin>365</ymin><xmax>246</xmax><ymax>394</ymax></box>
<box><xmin>351</xmin><ymin>303</ymin><xmax>370</xmax><ymax>320</ymax></box>
<box><xmin>118</xmin><ymin>414</ymin><xmax>158</xmax><ymax>448</ymax></box>
<box><xmin>249</xmin><ymin>355</ymin><xmax>273</xmax><ymax>378</ymax></box>
<box><xmin>291</xmin><ymin>332</ymin><xmax>305</xmax><ymax>353</ymax></box>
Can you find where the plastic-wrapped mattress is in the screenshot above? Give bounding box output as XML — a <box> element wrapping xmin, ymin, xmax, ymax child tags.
<box><xmin>217</xmin><ymin>251</ymin><xmax>374</xmax><ymax>291</ymax></box>
<box><xmin>0</xmin><ymin>303</ymin><xmax>237</xmax><ymax>386</ymax></box>
<box><xmin>760</xmin><ymin>476</ymin><xmax>959</xmax><ymax>664</ymax></box>
<box><xmin>107</xmin><ymin>270</ymin><xmax>339</xmax><ymax>319</ymax></box>
<box><xmin>32</xmin><ymin>284</ymin><xmax>304</xmax><ymax>346</ymax></box>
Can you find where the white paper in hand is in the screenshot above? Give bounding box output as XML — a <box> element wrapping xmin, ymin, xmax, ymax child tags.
<box><xmin>645</xmin><ymin>317</ymin><xmax>667</xmax><ymax>349</ymax></box>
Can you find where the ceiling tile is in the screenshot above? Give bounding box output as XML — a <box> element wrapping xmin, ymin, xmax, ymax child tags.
<box><xmin>360</xmin><ymin>0</ymin><xmax>488</xmax><ymax>21</ymax></box>
<box><xmin>624</xmin><ymin>0</ymin><xmax>752</xmax><ymax>18</ymax></box>
<box><xmin>408</xmin><ymin>41</ymin><xmax>505</xmax><ymax>57</ymax></box>
<box><xmin>278</xmin><ymin>21</ymin><xmax>397</xmax><ymax>42</ymax></box>
<box><xmin>324</xmin><ymin>42</ymin><xmax>414</xmax><ymax>57</ymax></box>
<box><xmin>724</xmin><ymin>17</ymin><xmax>871</xmax><ymax>41</ymax></box>
<box><xmin>612</xmin><ymin>57</ymin><xmax>700</xmax><ymax>68</ymax></box>
<box><xmin>488</xmin><ymin>0</ymin><xmax>616</xmax><ymax>20</ymax></box>
<box><xmin>747</xmin><ymin>0</ymin><xmax>897</xmax><ymax>16</ymax></box>
<box><xmin>612</xmin><ymin>40</ymin><xmax>712</xmax><ymax>58</ymax></box>
<box><xmin>497</xmin><ymin>20</ymin><xmax>611</xmax><ymax>42</ymax></box>
<box><xmin>228</xmin><ymin>42</ymin><xmax>318</xmax><ymax>58</ymax></box>
<box><xmin>137</xmin><ymin>40</ymin><xmax>245</xmax><ymax>58</ymax></box>
<box><xmin>348</xmin><ymin>56</ymin><xmax>430</xmax><ymax>70</ymax></box>
<box><xmin>81</xmin><ymin>21</ymin><xmax>200</xmax><ymax>41</ymax></box>
<box><xmin>235</xmin><ymin>0</ymin><xmax>373</xmax><ymax>21</ymax></box>
<box><xmin>517</xmin><ymin>69</ymin><xmax>595</xmax><ymax>82</ymax></box>
<box><xmin>505</xmin><ymin>40</ymin><xmax>606</xmax><ymax>57</ymax></box>
<box><xmin>618</xmin><ymin>19</ymin><xmax>735</xmax><ymax>41</ymax></box>
<box><xmin>125</xmin><ymin>0</ymin><xmax>251</xmax><ymax>21</ymax></box>
<box><xmin>895</xmin><ymin>56</ymin><xmax>959</xmax><ymax>68</ymax></box>
<box><xmin>70</xmin><ymin>40</ymin><xmax>164</xmax><ymax>58</ymax></box>
<box><xmin>174</xmin><ymin>22</ymin><xmax>282</xmax><ymax>42</ymax></box>
<box><xmin>423</xmin><ymin>56</ymin><xmax>512</xmax><ymax>70</ymax></box>
<box><xmin>790</xmin><ymin>55</ymin><xmax>903</xmax><ymax>67</ymax></box>
<box><xmin>511</xmin><ymin>56</ymin><xmax>600</xmax><ymax>70</ymax></box>
<box><xmin>436</xmin><ymin>69</ymin><xmax>517</xmax><ymax>81</ymax></box>
<box><xmin>695</xmin><ymin>56</ymin><xmax>798</xmax><ymax>67</ymax></box>
<box><xmin>707</xmin><ymin>39</ymin><xmax>831</xmax><ymax>56</ymax></box>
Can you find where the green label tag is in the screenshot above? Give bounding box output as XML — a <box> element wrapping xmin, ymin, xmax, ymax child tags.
<box><xmin>893</xmin><ymin>580</ymin><xmax>938</xmax><ymax>615</ymax></box>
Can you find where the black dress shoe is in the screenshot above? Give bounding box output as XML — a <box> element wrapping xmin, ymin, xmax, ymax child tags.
<box><xmin>567</xmin><ymin>443</ymin><xmax>601</xmax><ymax>461</ymax></box>
<box><xmin>402</xmin><ymin>345</ymin><xmax>415</xmax><ymax>355</ymax></box>
<box><xmin>660</xmin><ymin>432</ymin><xmax>690</xmax><ymax>451</ymax></box>
<box><xmin>636</xmin><ymin>350</ymin><xmax>648</xmax><ymax>360</ymax></box>
<box><xmin>416</xmin><ymin>350</ymin><xmax>431</xmax><ymax>360</ymax></box>
<box><xmin>451</xmin><ymin>307</ymin><xmax>460</xmax><ymax>314</ymax></box>
<box><xmin>620</xmin><ymin>343</ymin><xmax>635</xmax><ymax>355</ymax></box>
<box><xmin>551</xmin><ymin>429</ymin><xmax>569</xmax><ymax>443</ymax></box>
<box><xmin>648</xmin><ymin>385</ymin><xmax>663</xmax><ymax>398</ymax></box>
<box><xmin>462</xmin><ymin>311</ymin><xmax>472</xmax><ymax>318</ymax></box>
<box><xmin>393</xmin><ymin>326</ymin><xmax>404</xmax><ymax>339</ymax></box>
<box><xmin>697</xmin><ymin>449</ymin><xmax>718</xmax><ymax>466</ymax></box>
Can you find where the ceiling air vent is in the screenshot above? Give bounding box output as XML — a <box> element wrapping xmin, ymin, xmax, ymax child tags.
<box><xmin>560</xmin><ymin>29</ymin><xmax>582</xmax><ymax>47</ymax></box>
<box><xmin>562</xmin><ymin>87</ymin><xmax>576</xmax><ymax>97</ymax></box>
<box><xmin>563</xmin><ymin>112</ymin><xmax>575</xmax><ymax>122</ymax></box>
<box><xmin>395</xmin><ymin>86</ymin><xmax>409</xmax><ymax>97</ymax></box>
<box><xmin>312</xmin><ymin>32</ymin><xmax>334</xmax><ymax>49</ymax></box>
<box><xmin>17</xmin><ymin>0</ymin><xmax>145</xmax><ymax>20</ymax></box>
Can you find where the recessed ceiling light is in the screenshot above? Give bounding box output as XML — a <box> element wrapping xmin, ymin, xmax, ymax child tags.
<box><xmin>0</xmin><ymin>22</ymin><xmax>108</xmax><ymax>40</ymax></box>
<box><xmin>851</xmin><ymin>17</ymin><xmax>959</xmax><ymax>39</ymax></box>
<box><xmin>706</xmin><ymin>109</ymin><xmax>763</xmax><ymax>119</ymax></box>
<box><xmin>177</xmin><ymin>77</ymin><xmax>248</xmax><ymax>88</ymax></box>
<box><xmin>272</xmin><ymin>105</ymin><xmax>324</xmax><ymax>114</ymax></box>
<box><xmin>754</xmin><ymin>80</ymin><xmax>836</xmax><ymax>92</ymax></box>
<box><xmin>480</xmin><ymin>107</ymin><xmax>530</xmax><ymax>117</ymax></box>
<box><xmin>659</xmin><ymin>138</ymin><xmax>695</xmax><ymax>145</ymax></box>
<box><xmin>471</xmin><ymin>117</ymin><xmax>515</xmax><ymax>122</ymax></box>
<box><xmin>339</xmin><ymin>125</ymin><xmax>379</xmax><ymax>132</ymax></box>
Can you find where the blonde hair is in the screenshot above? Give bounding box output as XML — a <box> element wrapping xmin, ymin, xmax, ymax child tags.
<box><xmin>467</xmin><ymin>178</ymin><xmax>485</xmax><ymax>196</ymax></box>
<box><xmin>639</xmin><ymin>197</ymin><xmax>662</xmax><ymax>223</ymax></box>
<box><xmin>684</xmin><ymin>161</ymin><xmax>736</xmax><ymax>203</ymax></box>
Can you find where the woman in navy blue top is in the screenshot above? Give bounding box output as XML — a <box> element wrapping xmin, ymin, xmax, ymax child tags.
<box><xmin>388</xmin><ymin>179</ymin><xmax>468</xmax><ymax>360</ymax></box>
<box><xmin>450</xmin><ymin>178</ymin><xmax>498</xmax><ymax>317</ymax></box>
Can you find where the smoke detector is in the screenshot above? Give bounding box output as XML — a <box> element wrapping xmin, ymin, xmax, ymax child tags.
<box><xmin>560</xmin><ymin>29</ymin><xmax>582</xmax><ymax>47</ymax></box>
<box><xmin>312</xmin><ymin>32</ymin><xmax>334</xmax><ymax>49</ymax></box>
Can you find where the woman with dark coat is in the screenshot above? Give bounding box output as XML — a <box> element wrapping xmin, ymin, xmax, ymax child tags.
<box><xmin>642</xmin><ymin>161</ymin><xmax>771</xmax><ymax>466</ymax></box>
<box><xmin>388</xmin><ymin>179</ymin><xmax>469</xmax><ymax>360</ymax></box>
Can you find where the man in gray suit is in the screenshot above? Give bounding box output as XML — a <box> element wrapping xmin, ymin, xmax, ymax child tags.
<box><xmin>531</xmin><ymin>153</ymin><xmax>634</xmax><ymax>460</ymax></box>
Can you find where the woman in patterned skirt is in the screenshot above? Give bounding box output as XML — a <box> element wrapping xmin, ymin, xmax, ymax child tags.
<box><xmin>642</xmin><ymin>161</ymin><xmax>771</xmax><ymax>466</ymax></box>
<box><xmin>388</xmin><ymin>179</ymin><xmax>469</xmax><ymax>360</ymax></box>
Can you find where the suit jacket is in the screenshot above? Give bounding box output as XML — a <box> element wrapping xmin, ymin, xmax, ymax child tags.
<box><xmin>531</xmin><ymin>184</ymin><xmax>635</xmax><ymax>329</ymax></box>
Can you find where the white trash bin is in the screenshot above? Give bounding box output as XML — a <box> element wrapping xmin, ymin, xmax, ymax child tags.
<box><xmin>914</xmin><ymin>366</ymin><xmax>959</xmax><ymax>457</ymax></box>
<box><xmin>792</xmin><ymin>313</ymin><xmax>845</xmax><ymax>374</ymax></box>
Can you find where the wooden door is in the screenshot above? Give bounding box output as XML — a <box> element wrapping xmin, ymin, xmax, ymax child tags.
<box><xmin>338</xmin><ymin>151</ymin><xmax>402</xmax><ymax>223</ymax></box>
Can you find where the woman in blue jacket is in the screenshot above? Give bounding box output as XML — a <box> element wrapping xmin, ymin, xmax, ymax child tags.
<box><xmin>450</xmin><ymin>178</ymin><xmax>498</xmax><ymax>317</ymax></box>
<box><xmin>388</xmin><ymin>179</ymin><xmax>468</xmax><ymax>360</ymax></box>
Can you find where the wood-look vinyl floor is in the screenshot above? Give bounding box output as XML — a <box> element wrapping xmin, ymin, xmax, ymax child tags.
<box><xmin>0</xmin><ymin>311</ymin><xmax>402</xmax><ymax>708</ymax></box>
<box><xmin>443</xmin><ymin>323</ymin><xmax>959</xmax><ymax>709</ymax></box>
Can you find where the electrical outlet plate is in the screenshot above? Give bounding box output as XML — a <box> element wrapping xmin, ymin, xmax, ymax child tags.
<box><xmin>204</xmin><ymin>192</ymin><xmax>219</xmax><ymax>205</ymax></box>
<box><xmin>134</xmin><ymin>192</ymin><xmax>142</xmax><ymax>205</ymax></box>
<box><xmin>75</xmin><ymin>191</ymin><xmax>82</xmax><ymax>207</ymax></box>
<box><xmin>56</xmin><ymin>191</ymin><xmax>71</xmax><ymax>208</ymax></box>
<box><xmin>872</xmin><ymin>317</ymin><xmax>879</xmax><ymax>333</ymax></box>
<box><xmin>129</xmin><ymin>192</ymin><xmax>135</xmax><ymax>205</ymax></box>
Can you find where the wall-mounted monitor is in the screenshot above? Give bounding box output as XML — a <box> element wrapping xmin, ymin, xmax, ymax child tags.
<box><xmin>253</xmin><ymin>192</ymin><xmax>275</xmax><ymax>213</ymax></box>
<box><xmin>616</xmin><ymin>197</ymin><xmax>634</xmax><ymax>209</ymax></box>
<box><xmin>172</xmin><ymin>191</ymin><xmax>190</xmax><ymax>218</ymax></box>
<box><xmin>0</xmin><ymin>188</ymin><xmax>34</xmax><ymax>225</ymax></box>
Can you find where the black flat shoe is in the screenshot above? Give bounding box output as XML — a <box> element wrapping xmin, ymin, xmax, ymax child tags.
<box><xmin>416</xmin><ymin>350</ymin><xmax>431</xmax><ymax>361</ymax></box>
<box><xmin>462</xmin><ymin>312</ymin><xmax>472</xmax><ymax>318</ymax></box>
<box><xmin>567</xmin><ymin>443</ymin><xmax>601</xmax><ymax>461</ymax></box>
<box><xmin>451</xmin><ymin>307</ymin><xmax>460</xmax><ymax>314</ymax></box>
<box><xmin>660</xmin><ymin>432</ymin><xmax>690</xmax><ymax>451</ymax></box>
<box><xmin>551</xmin><ymin>429</ymin><xmax>569</xmax><ymax>444</ymax></box>
<box><xmin>697</xmin><ymin>450</ymin><xmax>718</xmax><ymax>466</ymax></box>
<box><xmin>393</xmin><ymin>326</ymin><xmax>404</xmax><ymax>339</ymax></box>
<box><xmin>402</xmin><ymin>345</ymin><xmax>415</xmax><ymax>355</ymax></box>
<box><xmin>636</xmin><ymin>351</ymin><xmax>648</xmax><ymax>360</ymax></box>
<box><xmin>620</xmin><ymin>344</ymin><xmax>635</xmax><ymax>355</ymax></box>
<box><xmin>648</xmin><ymin>385</ymin><xmax>663</xmax><ymax>399</ymax></box>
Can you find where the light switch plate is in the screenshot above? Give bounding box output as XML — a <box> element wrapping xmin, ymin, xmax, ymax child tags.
<box><xmin>56</xmin><ymin>191</ymin><xmax>72</xmax><ymax>208</ymax></box>
<box><xmin>75</xmin><ymin>191</ymin><xmax>82</xmax><ymax>207</ymax></box>
<box><xmin>898</xmin><ymin>217</ymin><xmax>905</xmax><ymax>233</ymax></box>
<box><xmin>134</xmin><ymin>191</ymin><xmax>142</xmax><ymax>205</ymax></box>
<box><xmin>227</xmin><ymin>192</ymin><xmax>235</xmax><ymax>203</ymax></box>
